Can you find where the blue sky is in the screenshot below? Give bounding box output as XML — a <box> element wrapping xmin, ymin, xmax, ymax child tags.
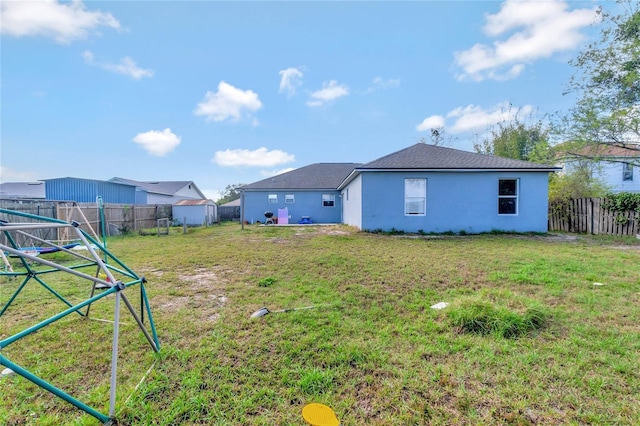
<box><xmin>1</xmin><ymin>0</ymin><xmax>606</xmax><ymax>200</ymax></box>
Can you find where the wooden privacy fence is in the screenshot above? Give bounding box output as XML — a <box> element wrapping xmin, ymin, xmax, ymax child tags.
<box><xmin>549</xmin><ymin>197</ymin><xmax>639</xmax><ymax>236</ymax></box>
<box><xmin>0</xmin><ymin>201</ymin><xmax>59</xmax><ymax>245</ymax></box>
<box><xmin>0</xmin><ymin>200</ymin><xmax>173</xmax><ymax>243</ymax></box>
<box><xmin>57</xmin><ymin>203</ymin><xmax>173</xmax><ymax>239</ymax></box>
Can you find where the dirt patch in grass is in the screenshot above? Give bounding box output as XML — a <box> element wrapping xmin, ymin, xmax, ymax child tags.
<box><xmin>154</xmin><ymin>267</ymin><xmax>230</xmax><ymax>322</ymax></box>
<box><xmin>294</xmin><ymin>225</ymin><xmax>358</xmax><ymax>237</ymax></box>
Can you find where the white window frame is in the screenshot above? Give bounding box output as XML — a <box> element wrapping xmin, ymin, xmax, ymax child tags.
<box><xmin>285</xmin><ymin>194</ymin><xmax>295</xmax><ymax>203</ymax></box>
<box><xmin>268</xmin><ymin>194</ymin><xmax>278</xmax><ymax>204</ymax></box>
<box><xmin>404</xmin><ymin>178</ymin><xmax>426</xmax><ymax>216</ymax></box>
<box><xmin>498</xmin><ymin>179</ymin><xmax>518</xmax><ymax>215</ymax></box>
<box><xmin>322</xmin><ymin>194</ymin><xmax>335</xmax><ymax>207</ymax></box>
<box><xmin>623</xmin><ymin>163</ymin><xmax>634</xmax><ymax>182</ymax></box>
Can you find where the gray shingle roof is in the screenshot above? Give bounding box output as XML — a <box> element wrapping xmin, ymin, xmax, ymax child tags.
<box><xmin>359</xmin><ymin>143</ymin><xmax>559</xmax><ymax>170</ymax></box>
<box><xmin>110</xmin><ymin>177</ymin><xmax>204</xmax><ymax>197</ymax></box>
<box><xmin>242</xmin><ymin>163</ymin><xmax>362</xmax><ymax>190</ymax></box>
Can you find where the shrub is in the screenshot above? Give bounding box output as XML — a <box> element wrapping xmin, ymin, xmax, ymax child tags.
<box><xmin>447</xmin><ymin>300</ymin><xmax>549</xmax><ymax>338</ymax></box>
<box><xmin>602</xmin><ymin>192</ymin><xmax>640</xmax><ymax>224</ymax></box>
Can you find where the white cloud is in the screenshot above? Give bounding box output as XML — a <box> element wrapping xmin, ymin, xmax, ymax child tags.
<box><xmin>0</xmin><ymin>166</ymin><xmax>38</xmax><ymax>183</ymax></box>
<box><xmin>260</xmin><ymin>167</ymin><xmax>296</xmax><ymax>177</ymax></box>
<box><xmin>454</xmin><ymin>0</ymin><xmax>600</xmax><ymax>81</ymax></box>
<box><xmin>416</xmin><ymin>115</ymin><xmax>446</xmax><ymax>132</ymax></box>
<box><xmin>0</xmin><ymin>0</ymin><xmax>121</xmax><ymax>44</ymax></box>
<box><xmin>367</xmin><ymin>76</ymin><xmax>401</xmax><ymax>93</ymax></box>
<box><xmin>447</xmin><ymin>102</ymin><xmax>534</xmax><ymax>133</ymax></box>
<box><xmin>83</xmin><ymin>50</ymin><xmax>154</xmax><ymax>79</ymax></box>
<box><xmin>194</xmin><ymin>81</ymin><xmax>263</xmax><ymax>122</ymax></box>
<box><xmin>416</xmin><ymin>102</ymin><xmax>535</xmax><ymax>135</ymax></box>
<box><xmin>306</xmin><ymin>80</ymin><xmax>349</xmax><ymax>107</ymax></box>
<box><xmin>212</xmin><ymin>147</ymin><xmax>295</xmax><ymax>167</ymax></box>
<box><xmin>279</xmin><ymin>67</ymin><xmax>304</xmax><ymax>96</ymax></box>
<box><xmin>132</xmin><ymin>128</ymin><xmax>181</xmax><ymax>156</ymax></box>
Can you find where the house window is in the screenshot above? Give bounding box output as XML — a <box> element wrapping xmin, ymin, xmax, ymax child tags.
<box><xmin>498</xmin><ymin>179</ymin><xmax>518</xmax><ymax>215</ymax></box>
<box><xmin>322</xmin><ymin>194</ymin><xmax>335</xmax><ymax>207</ymax></box>
<box><xmin>405</xmin><ymin>178</ymin><xmax>426</xmax><ymax>215</ymax></box>
<box><xmin>268</xmin><ymin>194</ymin><xmax>278</xmax><ymax>204</ymax></box>
<box><xmin>623</xmin><ymin>163</ymin><xmax>633</xmax><ymax>181</ymax></box>
<box><xmin>285</xmin><ymin>194</ymin><xmax>295</xmax><ymax>203</ymax></box>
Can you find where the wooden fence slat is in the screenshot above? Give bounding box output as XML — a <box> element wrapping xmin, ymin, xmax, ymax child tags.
<box><xmin>549</xmin><ymin>197</ymin><xmax>639</xmax><ymax>237</ymax></box>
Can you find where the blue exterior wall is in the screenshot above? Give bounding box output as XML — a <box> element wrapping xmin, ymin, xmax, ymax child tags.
<box><xmin>349</xmin><ymin>171</ymin><xmax>550</xmax><ymax>233</ymax></box>
<box><xmin>135</xmin><ymin>189</ymin><xmax>148</xmax><ymax>204</ymax></box>
<box><xmin>45</xmin><ymin>178</ymin><xmax>137</xmax><ymax>204</ymax></box>
<box><xmin>242</xmin><ymin>190</ymin><xmax>343</xmax><ymax>224</ymax></box>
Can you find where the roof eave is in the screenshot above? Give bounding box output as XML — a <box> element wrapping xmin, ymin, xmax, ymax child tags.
<box><xmin>353</xmin><ymin>167</ymin><xmax>562</xmax><ymax>173</ymax></box>
<box><xmin>337</xmin><ymin>169</ymin><xmax>360</xmax><ymax>190</ymax></box>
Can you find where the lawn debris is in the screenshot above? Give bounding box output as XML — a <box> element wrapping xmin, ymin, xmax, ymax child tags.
<box><xmin>430</xmin><ymin>301</ymin><xmax>449</xmax><ymax>310</ymax></box>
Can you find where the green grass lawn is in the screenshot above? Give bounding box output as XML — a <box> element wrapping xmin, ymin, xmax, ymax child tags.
<box><xmin>1</xmin><ymin>223</ymin><xmax>639</xmax><ymax>425</ymax></box>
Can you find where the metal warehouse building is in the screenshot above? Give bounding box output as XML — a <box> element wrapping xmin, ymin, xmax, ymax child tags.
<box><xmin>44</xmin><ymin>177</ymin><xmax>137</xmax><ymax>204</ymax></box>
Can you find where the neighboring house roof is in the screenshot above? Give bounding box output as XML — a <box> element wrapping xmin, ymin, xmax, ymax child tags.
<box><xmin>0</xmin><ymin>181</ymin><xmax>46</xmax><ymax>199</ymax></box>
<box><xmin>242</xmin><ymin>163</ymin><xmax>362</xmax><ymax>191</ymax></box>
<box><xmin>557</xmin><ymin>143</ymin><xmax>640</xmax><ymax>159</ymax></box>
<box><xmin>219</xmin><ymin>198</ymin><xmax>241</xmax><ymax>207</ymax></box>
<box><xmin>109</xmin><ymin>177</ymin><xmax>206</xmax><ymax>198</ymax></box>
<box><xmin>173</xmin><ymin>199</ymin><xmax>215</xmax><ymax>206</ymax></box>
<box><xmin>339</xmin><ymin>143</ymin><xmax>559</xmax><ymax>189</ymax></box>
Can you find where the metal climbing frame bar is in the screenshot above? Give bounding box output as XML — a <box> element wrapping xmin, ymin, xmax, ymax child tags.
<box><xmin>0</xmin><ymin>208</ymin><xmax>160</xmax><ymax>423</ymax></box>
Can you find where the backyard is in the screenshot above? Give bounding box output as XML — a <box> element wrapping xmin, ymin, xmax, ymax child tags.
<box><xmin>1</xmin><ymin>223</ymin><xmax>639</xmax><ymax>425</ymax></box>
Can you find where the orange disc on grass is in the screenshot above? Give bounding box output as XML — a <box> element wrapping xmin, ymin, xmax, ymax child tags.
<box><xmin>302</xmin><ymin>403</ymin><xmax>340</xmax><ymax>426</ymax></box>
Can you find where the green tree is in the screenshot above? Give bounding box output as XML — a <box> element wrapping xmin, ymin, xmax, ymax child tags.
<box><xmin>473</xmin><ymin>110</ymin><xmax>552</xmax><ymax>163</ymax></box>
<box><xmin>548</xmin><ymin>161</ymin><xmax>610</xmax><ymax>203</ymax></box>
<box><xmin>217</xmin><ymin>183</ymin><xmax>244</xmax><ymax>205</ymax></box>
<box><xmin>557</xmin><ymin>0</ymin><xmax>640</xmax><ymax>166</ymax></box>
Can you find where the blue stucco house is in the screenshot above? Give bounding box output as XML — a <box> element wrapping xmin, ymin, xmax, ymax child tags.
<box><xmin>241</xmin><ymin>143</ymin><xmax>560</xmax><ymax>233</ymax></box>
<box><xmin>241</xmin><ymin>163</ymin><xmax>361</xmax><ymax>224</ymax></box>
<box><xmin>340</xmin><ymin>143</ymin><xmax>559</xmax><ymax>233</ymax></box>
